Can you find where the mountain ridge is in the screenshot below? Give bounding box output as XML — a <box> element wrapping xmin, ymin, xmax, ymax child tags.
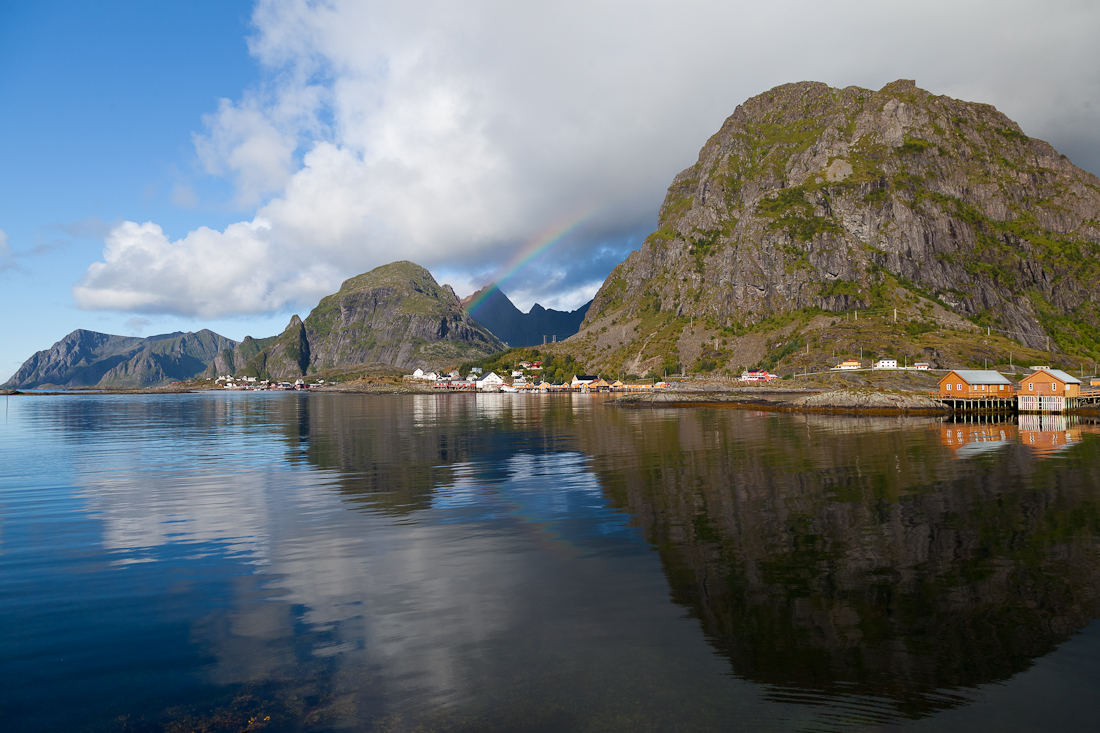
<box><xmin>4</xmin><ymin>329</ymin><xmax>239</xmax><ymax>389</ymax></box>
<box><xmin>460</xmin><ymin>285</ymin><xmax>590</xmax><ymax>346</ymax></box>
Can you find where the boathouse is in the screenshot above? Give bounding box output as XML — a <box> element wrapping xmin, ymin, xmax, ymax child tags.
<box><xmin>933</xmin><ymin>370</ymin><xmax>1015</xmax><ymax>413</ymax></box>
<box><xmin>1019</xmin><ymin>367</ymin><xmax>1082</xmax><ymax>398</ymax></box>
<box><xmin>937</xmin><ymin>370</ymin><xmax>1013</xmax><ymax>397</ymax></box>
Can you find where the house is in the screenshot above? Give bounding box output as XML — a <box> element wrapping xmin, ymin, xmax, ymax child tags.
<box><xmin>937</xmin><ymin>370</ymin><xmax>1013</xmax><ymax>397</ymax></box>
<box><xmin>412</xmin><ymin>368</ymin><xmax>425</xmax><ymax>379</ymax></box>
<box><xmin>873</xmin><ymin>359</ymin><xmax>898</xmax><ymax>370</ymax></box>
<box><xmin>1019</xmin><ymin>367</ymin><xmax>1082</xmax><ymax>398</ymax></box>
<box><xmin>913</xmin><ymin>363</ymin><xmax>930</xmax><ymax>370</ymax></box>
<box><xmin>475</xmin><ymin>372</ymin><xmax>504</xmax><ymax>390</ymax></box>
<box><xmin>833</xmin><ymin>359</ymin><xmax>863</xmax><ymax>370</ymax></box>
<box><xmin>511</xmin><ymin>370</ymin><xmax>524</xmax><ymax>378</ymax></box>
<box><xmin>571</xmin><ymin>374</ymin><xmax>599</xmax><ymax>387</ymax></box>
<box><xmin>740</xmin><ymin>370</ymin><xmax>777</xmax><ymax>382</ymax></box>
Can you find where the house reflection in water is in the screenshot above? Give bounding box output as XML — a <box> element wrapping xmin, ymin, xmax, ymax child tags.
<box><xmin>940</xmin><ymin>415</ymin><xmax>1100</xmax><ymax>458</ymax></box>
<box><xmin>939</xmin><ymin>422</ymin><xmax>1016</xmax><ymax>458</ymax></box>
<box><xmin>1019</xmin><ymin>413</ymin><xmax>1082</xmax><ymax>456</ymax></box>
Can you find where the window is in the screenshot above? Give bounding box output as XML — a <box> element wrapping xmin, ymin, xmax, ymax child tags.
<box><xmin>999</xmin><ymin>385</ymin><xmax>1004</xmax><ymax>391</ymax></box>
<box><xmin>947</xmin><ymin>383</ymin><xmax>952</xmax><ymax>391</ymax></box>
<box><xmin>1053</xmin><ymin>383</ymin><xmax>1057</xmax><ymax>391</ymax></box>
<box><xmin>1029</xmin><ymin>383</ymin><xmax>1033</xmax><ymax>391</ymax></box>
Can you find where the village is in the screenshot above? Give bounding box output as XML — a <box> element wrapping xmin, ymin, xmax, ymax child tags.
<box><xmin>400</xmin><ymin>357</ymin><xmax>1100</xmax><ymax>415</ymax></box>
<box><xmin>205</xmin><ymin>358</ymin><xmax>1100</xmax><ymax>417</ymax></box>
<box><xmin>408</xmin><ymin>361</ymin><xmax>672</xmax><ymax>393</ymax></box>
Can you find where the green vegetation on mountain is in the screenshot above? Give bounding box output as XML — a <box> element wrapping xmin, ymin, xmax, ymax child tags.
<box><xmin>241</xmin><ymin>261</ymin><xmax>505</xmax><ymax>380</ymax></box>
<box><xmin>546</xmin><ymin>79</ymin><xmax>1100</xmax><ymax>377</ymax></box>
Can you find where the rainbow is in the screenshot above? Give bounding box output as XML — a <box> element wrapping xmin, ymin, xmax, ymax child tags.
<box><xmin>464</xmin><ymin>206</ymin><xmax>598</xmax><ymax>318</ymax></box>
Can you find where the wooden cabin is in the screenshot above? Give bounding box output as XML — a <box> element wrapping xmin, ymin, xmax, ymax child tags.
<box><xmin>937</xmin><ymin>370</ymin><xmax>1013</xmax><ymax>397</ymax></box>
<box><xmin>1019</xmin><ymin>368</ymin><xmax>1081</xmax><ymax>398</ymax></box>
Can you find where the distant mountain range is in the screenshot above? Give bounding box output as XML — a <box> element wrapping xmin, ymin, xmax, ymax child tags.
<box><xmin>4</xmin><ymin>329</ymin><xmax>239</xmax><ymax>389</ymax></box>
<box><xmin>460</xmin><ymin>285</ymin><xmax>590</xmax><ymax>347</ymax></box>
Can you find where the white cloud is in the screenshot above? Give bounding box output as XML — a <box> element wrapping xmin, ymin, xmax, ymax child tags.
<box><xmin>74</xmin><ymin>0</ymin><xmax>1100</xmax><ymax>318</ymax></box>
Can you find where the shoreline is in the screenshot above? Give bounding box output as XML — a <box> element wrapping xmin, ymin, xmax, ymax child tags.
<box><xmin>6</xmin><ymin>386</ymin><xmax>1099</xmax><ymax>419</ymax></box>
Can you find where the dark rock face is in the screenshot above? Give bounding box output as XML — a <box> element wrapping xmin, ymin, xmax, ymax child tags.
<box><xmin>5</xmin><ymin>329</ymin><xmax>237</xmax><ymax>388</ymax></box>
<box><xmin>461</xmin><ymin>284</ymin><xmax>591</xmax><ymax>347</ymax></box>
<box><xmin>242</xmin><ymin>261</ymin><xmax>505</xmax><ymax>379</ymax></box>
<box><xmin>581</xmin><ymin>79</ymin><xmax>1100</xmax><ymax>371</ymax></box>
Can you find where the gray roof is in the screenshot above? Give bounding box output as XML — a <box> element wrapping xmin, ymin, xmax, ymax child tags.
<box><xmin>947</xmin><ymin>370</ymin><xmax>1013</xmax><ymax>385</ymax></box>
<box><xmin>1031</xmin><ymin>368</ymin><xmax>1081</xmax><ymax>384</ymax></box>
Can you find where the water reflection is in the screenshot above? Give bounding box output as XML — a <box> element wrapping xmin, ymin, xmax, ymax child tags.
<box><xmin>5</xmin><ymin>394</ymin><xmax>1100</xmax><ymax>732</ymax></box>
<box><xmin>581</xmin><ymin>409</ymin><xmax>1100</xmax><ymax>723</ymax></box>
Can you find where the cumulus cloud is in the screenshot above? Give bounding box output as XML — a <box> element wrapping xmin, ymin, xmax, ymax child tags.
<box><xmin>75</xmin><ymin>0</ymin><xmax>1100</xmax><ymax>318</ymax></box>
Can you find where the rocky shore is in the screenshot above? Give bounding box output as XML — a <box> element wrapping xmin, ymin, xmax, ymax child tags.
<box><xmin>612</xmin><ymin>387</ymin><xmax>948</xmax><ymax>415</ymax></box>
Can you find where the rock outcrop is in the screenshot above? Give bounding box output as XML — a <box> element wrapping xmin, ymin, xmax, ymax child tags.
<box><xmin>460</xmin><ymin>284</ymin><xmax>591</xmax><ymax>347</ymax></box>
<box><xmin>204</xmin><ymin>335</ymin><xmax>277</xmax><ymax>378</ymax></box>
<box><xmin>241</xmin><ymin>261</ymin><xmax>505</xmax><ymax>379</ymax></box>
<box><xmin>573</xmin><ymin>79</ymin><xmax>1100</xmax><ymax>375</ymax></box>
<box><xmin>5</xmin><ymin>329</ymin><xmax>238</xmax><ymax>389</ymax></box>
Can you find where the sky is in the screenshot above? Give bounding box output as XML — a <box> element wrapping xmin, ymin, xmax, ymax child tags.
<box><xmin>2</xmin><ymin>0</ymin><xmax>1100</xmax><ymax>383</ymax></box>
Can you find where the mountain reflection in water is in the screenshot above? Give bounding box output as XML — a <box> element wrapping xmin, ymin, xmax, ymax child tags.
<box><xmin>3</xmin><ymin>393</ymin><xmax>1100</xmax><ymax>732</ymax></box>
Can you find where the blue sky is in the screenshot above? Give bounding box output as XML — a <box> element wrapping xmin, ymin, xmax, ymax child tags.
<box><xmin>3</xmin><ymin>1</ymin><xmax>1100</xmax><ymax>383</ymax></box>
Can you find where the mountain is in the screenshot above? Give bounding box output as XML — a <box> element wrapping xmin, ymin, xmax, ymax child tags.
<box><xmin>5</xmin><ymin>329</ymin><xmax>238</xmax><ymax>389</ymax></box>
<box><xmin>240</xmin><ymin>261</ymin><xmax>505</xmax><ymax>379</ymax></box>
<box><xmin>204</xmin><ymin>335</ymin><xmax>278</xmax><ymax>378</ymax></box>
<box><xmin>566</xmin><ymin>79</ymin><xmax>1100</xmax><ymax>376</ymax></box>
<box><xmin>460</xmin><ymin>285</ymin><xmax>591</xmax><ymax>347</ymax></box>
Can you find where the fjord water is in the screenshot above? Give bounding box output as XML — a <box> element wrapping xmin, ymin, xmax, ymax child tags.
<box><xmin>3</xmin><ymin>394</ymin><xmax>1100</xmax><ymax>732</ymax></box>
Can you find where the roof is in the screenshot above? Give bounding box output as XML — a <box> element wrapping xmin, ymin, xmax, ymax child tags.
<box><xmin>943</xmin><ymin>370</ymin><xmax>1013</xmax><ymax>385</ymax></box>
<box><xmin>573</xmin><ymin>375</ymin><xmax>599</xmax><ymax>381</ymax></box>
<box><xmin>1026</xmin><ymin>368</ymin><xmax>1081</xmax><ymax>384</ymax></box>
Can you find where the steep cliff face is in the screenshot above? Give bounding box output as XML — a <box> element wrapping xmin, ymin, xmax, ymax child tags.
<box><xmin>577</xmin><ymin>79</ymin><xmax>1100</xmax><ymax>375</ymax></box>
<box><xmin>5</xmin><ymin>329</ymin><xmax>237</xmax><ymax>388</ymax></box>
<box><xmin>460</xmin><ymin>284</ymin><xmax>591</xmax><ymax>346</ymax></box>
<box><xmin>205</xmin><ymin>335</ymin><xmax>277</xmax><ymax>378</ymax></box>
<box><xmin>243</xmin><ymin>261</ymin><xmax>505</xmax><ymax>379</ymax></box>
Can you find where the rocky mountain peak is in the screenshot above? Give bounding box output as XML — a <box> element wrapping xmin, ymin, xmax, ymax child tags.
<box><xmin>239</xmin><ymin>261</ymin><xmax>504</xmax><ymax>379</ymax></box>
<box><xmin>573</xmin><ymin>79</ymin><xmax>1100</xmax><ymax>376</ymax></box>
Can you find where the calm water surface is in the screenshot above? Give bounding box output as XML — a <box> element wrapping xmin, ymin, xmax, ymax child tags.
<box><xmin>3</xmin><ymin>393</ymin><xmax>1100</xmax><ymax>732</ymax></box>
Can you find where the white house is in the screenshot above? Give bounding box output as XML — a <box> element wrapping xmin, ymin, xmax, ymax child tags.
<box><xmin>873</xmin><ymin>359</ymin><xmax>898</xmax><ymax>370</ymax></box>
<box><xmin>571</xmin><ymin>374</ymin><xmax>599</xmax><ymax>387</ymax></box>
<box><xmin>475</xmin><ymin>372</ymin><xmax>504</xmax><ymax>390</ymax></box>
<box><xmin>739</xmin><ymin>370</ymin><xmax>777</xmax><ymax>382</ymax></box>
<box><xmin>412</xmin><ymin>368</ymin><xmax>425</xmax><ymax>379</ymax></box>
